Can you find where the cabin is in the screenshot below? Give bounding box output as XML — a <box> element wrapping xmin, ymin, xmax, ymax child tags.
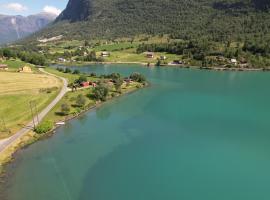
<box><xmin>80</xmin><ymin>82</ymin><xmax>90</xmax><ymax>87</ymax></box>
<box><xmin>58</xmin><ymin>57</ymin><xmax>66</xmax><ymax>62</ymax></box>
<box><xmin>172</xmin><ymin>60</ymin><xmax>183</xmax><ymax>65</ymax></box>
<box><xmin>146</xmin><ymin>52</ymin><xmax>154</xmax><ymax>58</ymax></box>
<box><xmin>19</xmin><ymin>66</ymin><xmax>32</xmax><ymax>73</ymax></box>
<box><xmin>230</xmin><ymin>59</ymin><xmax>237</xmax><ymax>66</ymax></box>
<box><xmin>0</xmin><ymin>64</ymin><xmax>8</xmax><ymax>70</ymax></box>
<box><xmin>101</xmin><ymin>51</ymin><xmax>110</xmax><ymax>57</ymax></box>
<box><xmin>160</xmin><ymin>55</ymin><xmax>167</xmax><ymax>60</ymax></box>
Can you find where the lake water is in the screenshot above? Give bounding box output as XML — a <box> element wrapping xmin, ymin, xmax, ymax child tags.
<box><xmin>2</xmin><ymin>65</ymin><xmax>270</xmax><ymax>200</ymax></box>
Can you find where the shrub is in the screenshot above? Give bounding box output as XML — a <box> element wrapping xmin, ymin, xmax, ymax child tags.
<box><xmin>34</xmin><ymin>121</ymin><xmax>53</xmax><ymax>134</ymax></box>
<box><xmin>130</xmin><ymin>72</ymin><xmax>146</xmax><ymax>83</ymax></box>
<box><xmin>61</xmin><ymin>103</ymin><xmax>70</xmax><ymax>115</ymax></box>
<box><xmin>76</xmin><ymin>94</ymin><xmax>86</xmax><ymax>107</ymax></box>
<box><xmin>92</xmin><ymin>84</ymin><xmax>109</xmax><ymax>101</ymax></box>
<box><xmin>73</xmin><ymin>69</ymin><xmax>80</xmax><ymax>74</ymax></box>
<box><xmin>75</xmin><ymin>75</ymin><xmax>87</xmax><ymax>84</ymax></box>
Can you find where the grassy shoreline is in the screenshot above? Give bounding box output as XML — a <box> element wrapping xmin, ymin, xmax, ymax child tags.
<box><xmin>0</xmin><ymin>68</ymin><xmax>148</xmax><ymax>176</ymax></box>
<box><xmin>52</xmin><ymin>61</ymin><xmax>269</xmax><ymax>72</ymax></box>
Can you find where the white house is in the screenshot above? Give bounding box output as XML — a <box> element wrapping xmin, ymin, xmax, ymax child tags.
<box><xmin>230</xmin><ymin>58</ymin><xmax>237</xmax><ymax>65</ymax></box>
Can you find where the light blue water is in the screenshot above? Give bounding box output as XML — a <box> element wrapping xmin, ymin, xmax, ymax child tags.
<box><xmin>2</xmin><ymin>65</ymin><xmax>270</xmax><ymax>200</ymax></box>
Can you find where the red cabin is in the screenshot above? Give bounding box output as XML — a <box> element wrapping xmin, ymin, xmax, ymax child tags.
<box><xmin>81</xmin><ymin>82</ymin><xmax>89</xmax><ymax>87</ymax></box>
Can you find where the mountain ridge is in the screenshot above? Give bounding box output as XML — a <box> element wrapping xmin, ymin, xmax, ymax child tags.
<box><xmin>21</xmin><ymin>0</ymin><xmax>270</xmax><ymax>43</ymax></box>
<box><xmin>0</xmin><ymin>12</ymin><xmax>57</xmax><ymax>45</ymax></box>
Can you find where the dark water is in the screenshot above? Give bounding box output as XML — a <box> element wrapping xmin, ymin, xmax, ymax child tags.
<box><xmin>3</xmin><ymin>65</ymin><xmax>270</xmax><ymax>200</ymax></box>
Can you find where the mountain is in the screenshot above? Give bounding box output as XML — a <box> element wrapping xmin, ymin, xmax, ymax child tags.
<box><xmin>23</xmin><ymin>0</ymin><xmax>270</xmax><ymax>43</ymax></box>
<box><xmin>0</xmin><ymin>12</ymin><xmax>57</xmax><ymax>45</ymax></box>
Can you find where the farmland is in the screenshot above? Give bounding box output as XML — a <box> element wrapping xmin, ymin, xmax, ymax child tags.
<box><xmin>0</xmin><ymin>71</ymin><xmax>61</xmax><ymax>139</ymax></box>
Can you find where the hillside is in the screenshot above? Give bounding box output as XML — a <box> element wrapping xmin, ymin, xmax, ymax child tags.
<box><xmin>0</xmin><ymin>12</ymin><xmax>56</xmax><ymax>45</ymax></box>
<box><xmin>20</xmin><ymin>0</ymin><xmax>270</xmax><ymax>43</ymax></box>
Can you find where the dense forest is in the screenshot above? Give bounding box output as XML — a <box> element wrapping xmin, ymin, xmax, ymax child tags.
<box><xmin>23</xmin><ymin>0</ymin><xmax>270</xmax><ymax>44</ymax></box>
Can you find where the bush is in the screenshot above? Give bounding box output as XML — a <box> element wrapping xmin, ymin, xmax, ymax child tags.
<box><xmin>34</xmin><ymin>121</ymin><xmax>53</xmax><ymax>134</ymax></box>
<box><xmin>76</xmin><ymin>94</ymin><xmax>86</xmax><ymax>107</ymax></box>
<box><xmin>130</xmin><ymin>72</ymin><xmax>146</xmax><ymax>83</ymax></box>
<box><xmin>75</xmin><ymin>75</ymin><xmax>87</xmax><ymax>84</ymax></box>
<box><xmin>92</xmin><ymin>84</ymin><xmax>109</xmax><ymax>101</ymax></box>
<box><xmin>64</xmin><ymin>68</ymin><xmax>72</xmax><ymax>73</ymax></box>
<box><xmin>61</xmin><ymin>103</ymin><xmax>70</xmax><ymax>115</ymax></box>
<box><xmin>73</xmin><ymin>69</ymin><xmax>80</xmax><ymax>74</ymax></box>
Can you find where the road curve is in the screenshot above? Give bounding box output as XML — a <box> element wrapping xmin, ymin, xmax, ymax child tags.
<box><xmin>0</xmin><ymin>68</ymin><xmax>68</xmax><ymax>153</ymax></box>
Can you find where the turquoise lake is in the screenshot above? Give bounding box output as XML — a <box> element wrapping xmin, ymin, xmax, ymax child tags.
<box><xmin>2</xmin><ymin>65</ymin><xmax>270</xmax><ymax>200</ymax></box>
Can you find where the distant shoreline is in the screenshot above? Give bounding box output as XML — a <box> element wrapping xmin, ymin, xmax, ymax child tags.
<box><xmin>52</xmin><ymin>61</ymin><xmax>269</xmax><ymax>72</ymax></box>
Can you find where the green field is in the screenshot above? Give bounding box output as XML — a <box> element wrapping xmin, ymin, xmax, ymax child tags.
<box><xmin>0</xmin><ymin>71</ymin><xmax>61</xmax><ymax>139</ymax></box>
<box><xmin>0</xmin><ymin>59</ymin><xmax>36</xmax><ymax>72</ymax></box>
<box><xmin>45</xmin><ymin>68</ymin><xmax>101</xmax><ymax>83</ymax></box>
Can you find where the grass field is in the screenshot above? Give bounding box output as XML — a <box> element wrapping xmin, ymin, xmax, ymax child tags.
<box><xmin>0</xmin><ymin>59</ymin><xmax>36</xmax><ymax>72</ymax></box>
<box><xmin>98</xmin><ymin>49</ymin><xmax>181</xmax><ymax>63</ymax></box>
<box><xmin>45</xmin><ymin>68</ymin><xmax>101</xmax><ymax>83</ymax></box>
<box><xmin>0</xmin><ymin>72</ymin><xmax>62</xmax><ymax>139</ymax></box>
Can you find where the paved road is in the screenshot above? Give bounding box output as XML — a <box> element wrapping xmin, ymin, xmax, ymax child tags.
<box><xmin>0</xmin><ymin>68</ymin><xmax>68</xmax><ymax>153</ymax></box>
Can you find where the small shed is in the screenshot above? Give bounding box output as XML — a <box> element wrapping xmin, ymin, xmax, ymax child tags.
<box><xmin>0</xmin><ymin>64</ymin><xmax>8</xmax><ymax>70</ymax></box>
<box><xmin>19</xmin><ymin>66</ymin><xmax>32</xmax><ymax>73</ymax></box>
<box><xmin>146</xmin><ymin>52</ymin><xmax>154</xmax><ymax>58</ymax></box>
<box><xmin>230</xmin><ymin>59</ymin><xmax>237</xmax><ymax>65</ymax></box>
<box><xmin>160</xmin><ymin>55</ymin><xmax>167</xmax><ymax>60</ymax></box>
<box><xmin>101</xmin><ymin>52</ymin><xmax>110</xmax><ymax>57</ymax></box>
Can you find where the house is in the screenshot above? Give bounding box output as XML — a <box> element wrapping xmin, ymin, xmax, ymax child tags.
<box><xmin>230</xmin><ymin>59</ymin><xmax>237</xmax><ymax>66</ymax></box>
<box><xmin>80</xmin><ymin>82</ymin><xmax>90</xmax><ymax>87</ymax></box>
<box><xmin>0</xmin><ymin>64</ymin><xmax>8</xmax><ymax>70</ymax></box>
<box><xmin>171</xmin><ymin>60</ymin><xmax>183</xmax><ymax>65</ymax></box>
<box><xmin>101</xmin><ymin>51</ymin><xmax>110</xmax><ymax>57</ymax></box>
<box><xmin>146</xmin><ymin>52</ymin><xmax>154</xmax><ymax>58</ymax></box>
<box><xmin>19</xmin><ymin>66</ymin><xmax>32</xmax><ymax>73</ymax></box>
<box><xmin>160</xmin><ymin>55</ymin><xmax>167</xmax><ymax>60</ymax></box>
<box><xmin>58</xmin><ymin>57</ymin><xmax>66</xmax><ymax>62</ymax></box>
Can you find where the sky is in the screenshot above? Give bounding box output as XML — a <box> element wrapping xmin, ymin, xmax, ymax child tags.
<box><xmin>0</xmin><ymin>0</ymin><xmax>68</xmax><ymax>16</ymax></box>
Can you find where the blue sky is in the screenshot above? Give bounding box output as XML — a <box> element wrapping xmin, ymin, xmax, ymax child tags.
<box><xmin>0</xmin><ymin>0</ymin><xmax>68</xmax><ymax>16</ymax></box>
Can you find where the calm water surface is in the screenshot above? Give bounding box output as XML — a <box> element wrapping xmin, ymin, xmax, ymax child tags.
<box><xmin>2</xmin><ymin>65</ymin><xmax>270</xmax><ymax>200</ymax></box>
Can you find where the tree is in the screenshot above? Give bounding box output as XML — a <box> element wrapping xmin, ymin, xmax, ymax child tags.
<box><xmin>130</xmin><ymin>72</ymin><xmax>146</xmax><ymax>83</ymax></box>
<box><xmin>73</xmin><ymin>69</ymin><xmax>80</xmax><ymax>74</ymax></box>
<box><xmin>92</xmin><ymin>84</ymin><xmax>109</xmax><ymax>101</ymax></box>
<box><xmin>61</xmin><ymin>103</ymin><xmax>70</xmax><ymax>115</ymax></box>
<box><xmin>64</xmin><ymin>68</ymin><xmax>72</xmax><ymax>73</ymax></box>
<box><xmin>114</xmin><ymin>78</ymin><xmax>123</xmax><ymax>93</ymax></box>
<box><xmin>76</xmin><ymin>94</ymin><xmax>86</xmax><ymax>107</ymax></box>
<box><xmin>75</xmin><ymin>75</ymin><xmax>87</xmax><ymax>84</ymax></box>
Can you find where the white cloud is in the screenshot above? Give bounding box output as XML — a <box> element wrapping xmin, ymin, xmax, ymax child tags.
<box><xmin>43</xmin><ymin>6</ymin><xmax>61</xmax><ymax>16</ymax></box>
<box><xmin>3</xmin><ymin>3</ymin><xmax>28</xmax><ymax>12</ymax></box>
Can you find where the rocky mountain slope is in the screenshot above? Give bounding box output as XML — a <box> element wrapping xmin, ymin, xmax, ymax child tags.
<box><xmin>0</xmin><ymin>12</ymin><xmax>57</xmax><ymax>45</ymax></box>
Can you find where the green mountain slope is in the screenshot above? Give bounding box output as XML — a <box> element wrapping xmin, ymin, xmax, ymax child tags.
<box><xmin>25</xmin><ymin>0</ymin><xmax>270</xmax><ymax>42</ymax></box>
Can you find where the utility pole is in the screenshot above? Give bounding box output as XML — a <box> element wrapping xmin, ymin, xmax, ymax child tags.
<box><xmin>1</xmin><ymin>116</ymin><xmax>7</xmax><ymax>132</ymax></box>
<box><xmin>29</xmin><ymin>101</ymin><xmax>36</xmax><ymax>129</ymax></box>
<box><xmin>34</xmin><ymin>101</ymin><xmax>40</xmax><ymax>124</ymax></box>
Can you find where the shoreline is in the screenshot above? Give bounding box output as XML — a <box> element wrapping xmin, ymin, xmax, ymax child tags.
<box><xmin>0</xmin><ymin>81</ymin><xmax>148</xmax><ymax>179</ymax></box>
<box><xmin>52</xmin><ymin>61</ymin><xmax>269</xmax><ymax>72</ymax></box>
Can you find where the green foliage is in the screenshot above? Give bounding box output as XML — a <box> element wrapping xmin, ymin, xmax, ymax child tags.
<box><xmin>76</xmin><ymin>94</ymin><xmax>86</xmax><ymax>107</ymax></box>
<box><xmin>75</xmin><ymin>75</ymin><xmax>87</xmax><ymax>84</ymax></box>
<box><xmin>92</xmin><ymin>84</ymin><xmax>109</xmax><ymax>101</ymax></box>
<box><xmin>73</xmin><ymin>69</ymin><xmax>80</xmax><ymax>74</ymax></box>
<box><xmin>61</xmin><ymin>103</ymin><xmax>70</xmax><ymax>115</ymax></box>
<box><xmin>114</xmin><ymin>78</ymin><xmax>124</xmax><ymax>93</ymax></box>
<box><xmin>22</xmin><ymin>0</ymin><xmax>270</xmax><ymax>45</ymax></box>
<box><xmin>64</xmin><ymin>68</ymin><xmax>72</xmax><ymax>73</ymax></box>
<box><xmin>130</xmin><ymin>72</ymin><xmax>146</xmax><ymax>83</ymax></box>
<box><xmin>34</xmin><ymin>120</ymin><xmax>53</xmax><ymax>134</ymax></box>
